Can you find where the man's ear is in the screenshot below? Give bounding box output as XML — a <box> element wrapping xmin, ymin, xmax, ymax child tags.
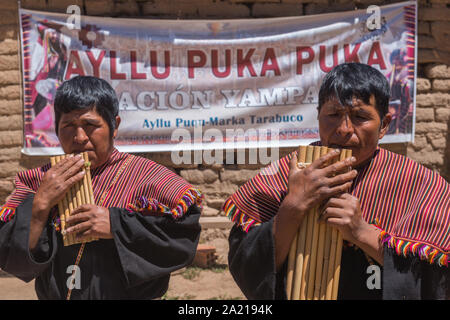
<box><xmin>378</xmin><ymin>112</ymin><xmax>392</xmax><ymax>140</ymax></box>
<box><xmin>113</xmin><ymin>116</ymin><xmax>121</xmax><ymax>139</ymax></box>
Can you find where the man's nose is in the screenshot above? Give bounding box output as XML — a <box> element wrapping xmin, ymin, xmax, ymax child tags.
<box><xmin>336</xmin><ymin>115</ymin><xmax>354</xmax><ymax>136</ymax></box>
<box><xmin>74</xmin><ymin>127</ymin><xmax>89</xmax><ymax>144</ymax></box>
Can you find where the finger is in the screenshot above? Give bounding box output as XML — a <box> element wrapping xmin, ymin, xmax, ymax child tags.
<box><xmin>65</xmin><ymin>220</ymin><xmax>91</xmax><ymax>235</ymax></box>
<box><xmin>327</xmin><ymin>169</ymin><xmax>357</xmax><ymax>187</ymax></box>
<box><xmin>66</xmin><ymin>212</ymin><xmax>89</xmax><ymax>226</ymax></box>
<box><xmin>321</xmin><ymin>181</ymin><xmax>354</xmax><ymax>200</ymax></box>
<box><xmin>326</xmin><ymin>217</ymin><xmax>346</xmax><ymax>228</ymax></box>
<box><xmin>310</xmin><ymin>149</ymin><xmax>341</xmax><ymax>170</ymax></box>
<box><xmin>64</xmin><ymin>170</ymin><xmax>86</xmax><ymax>191</ymax></box>
<box><xmin>50</xmin><ymin>154</ymin><xmax>74</xmax><ymax>171</ymax></box>
<box><xmin>71</xmin><ymin>204</ymin><xmax>92</xmax><ymax>216</ymax></box>
<box><xmin>289</xmin><ymin>151</ymin><xmax>299</xmax><ymax>172</ymax></box>
<box><xmin>321</xmin><ymin>197</ymin><xmax>345</xmax><ymax>211</ymax></box>
<box><xmin>320</xmin><ymin>207</ymin><xmax>346</xmax><ymax>222</ymax></box>
<box><xmin>338</xmin><ymin>193</ymin><xmax>355</xmax><ymax>200</ymax></box>
<box><xmin>61</xmin><ymin>157</ymin><xmax>86</xmax><ymax>181</ymax></box>
<box><xmin>322</xmin><ymin>156</ymin><xmax>356</xmax><ymax>177</ymax></box>
<box><xmin>51</xmin><ymin>170</ymin><xmax>85</xmax><ymax>205</ymax></box>
<box><xmin>52</xmin><ymin>154</ymin><xmax>82</xmax><ymax>174</ymax></box>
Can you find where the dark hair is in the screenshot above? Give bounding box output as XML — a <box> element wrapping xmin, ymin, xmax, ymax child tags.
<box><xmin>318</xmin><ymin>63</ymin><xmax>390</xmax><ymax>119</ymax></box>
<box><xmin>54</xmin><ymin>76</ymin><xmax>119</xmax><ymax>136</ymax></box>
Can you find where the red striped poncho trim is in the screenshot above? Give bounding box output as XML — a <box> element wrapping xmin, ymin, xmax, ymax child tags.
<box><xmin>0</xmin><ymin>149</ymin><xmax>203</xmax><ymax>230</ymax></box>
<box><xmin>223</xmin><ymin>147</ymin><xmax>450</xmax><ymax>267</ymax></box>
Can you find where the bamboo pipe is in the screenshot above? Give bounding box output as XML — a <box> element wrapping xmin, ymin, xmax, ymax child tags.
<box><xmin>61</xmin><ymin>192</ymin><xmax>71</xmax><ymax>246</ymax></box>
<box><xmin>305</xmin><ymin>146</ymin><xmax>323</xmax><ymax>299</ymax></box>
<box><xmin>67</xmin><ymin>177</ymin><xmax>78</xmax><ymax>245</ymax></box>
<box><xmin>290</xmin><ymin>146</ymin><xmax>308</xmax><ymax>300</ymax></box>
<box><xmin>84</xmin><ymin>152</ymin><xmax>95</xmax><ymax>205</ymax></box>
<box><xmin>51</xmin><ymin>156</ymin><xmax>67</xmax><ymax>245</ymax></box>
<box><xmin>319</xmin><ymin>222</ymin><xmax>333</xmax><ymax>299</ymax></box>
<box><xmin>299</xmin><ymin>145</ymin><xmax>315</xmax><ymax>299</ymax></box>
<box><xmin>82</xmin><ymin>152</ymin><xmax>97</xmax><ymax>243</ymax></box>
<box><xmin>287</xmin><ymin>146</ymin><xmax>351</xmax><ymax>300</ymax></box>
<box><xmin>286</xmin><ymin>232</ymin><xmax>298</xmax><ymax>300</ymax></box>
<box><xmin>331</xmin><ymin>149</ymin><xmax>352</xmax><ymax>299</ymax></box>
<box><xmin>312</xmin><ymin>146</ymin><xmax>329</xmax><ymax>299</ymax></box>
<box><xmin>82</xmin><ymin>153</ymin><xmax>92</xmax><ymax>205</ymax></box>
<box><xmin>59</xmin><ymin>154</ymin><xmax>72</xmax><ymax>245</ymax></box>
<box><xmin>325</xmin><ymin>226</ymin><xmax>338</xmax><ymax>298</ymax></box>
<box><xmin>50</xmin><ymin>152</ymin><xmax>96</xmax><ymax>246</ymax></box>
<box><xmin>324</xmin><ymin>148</ymin><xmax>352</xmax><ymax>299</ymax></box>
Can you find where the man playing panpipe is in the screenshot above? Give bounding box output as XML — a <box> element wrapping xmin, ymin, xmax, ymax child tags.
<box><xmin>224</xmin><ymin>63</ymin><xmax>449</xmax><ymax>299</ymax></box>
<box><xmin>0</xmin><ymin>76</ymin><xmax>203</xmax><ymax>299</ymax></box>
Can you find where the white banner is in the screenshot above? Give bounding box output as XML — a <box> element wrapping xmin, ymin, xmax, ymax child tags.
<box><xmin>20</xmin><ymin>2</ymin><xmax>417</xmax><ymax>155</ymax></box>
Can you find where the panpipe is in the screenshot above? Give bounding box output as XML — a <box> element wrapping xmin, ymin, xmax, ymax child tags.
<box><xmin>286</xmin><ymin>145</ymin><xmax>352</xmax><ymax>300</ymax></box>
<box><xmin>50</xmin><ymin>152</ymin><xmax>98</xmax><ymax>246</ymax></box>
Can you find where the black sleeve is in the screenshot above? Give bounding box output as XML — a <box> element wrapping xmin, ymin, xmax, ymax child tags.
<box><xmin>228</xmin><ymin>219</ymin><xmax>287</xmax><ymax>300</ymax></box>
<box><xmin>109</xmin><ymin>204</ymin><xmax>202</xmax><ymax>289</ymax></box>
<box><xmin>382</xmin><ymin>246</ymin><xmax>450</xmax><ymax>300</ymax></box>
<box><xmin>0</xmin><ymin>195</ymin><xmax>58</xmax><ymax>282</ymax></box>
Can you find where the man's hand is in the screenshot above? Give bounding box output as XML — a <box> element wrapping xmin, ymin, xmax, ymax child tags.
<box><xmin>33</xmin><ymin>154</ymin><xmax>86</xmax><ymax>219</ymax></box>
<box><xmin>273</xmin><ymin>149</ymin><xmax>357</xmax><ymax>270</ymax></box>
<box><xmin>282</xmin><ymin>149</ymin><xmax>357</xmax><ymax>223</ymax></box>
<box><xmin>29</xmin><ymin>154</ymin><xmax>86</xmax><ymax>250</ymax></box>
<box><xmin>65</xmin><ymin>204</ymin><xmax>113</xmax><ymax>240</ymax></box>
<box><xmin>320</xmin><ymin>193</ymin><xmax>383</xmax><ymax>265</ymax></box>
<box><xmin>319</xmin><ymin>193</ymin><xmax>366</xmax><ymax>242</ymax></box>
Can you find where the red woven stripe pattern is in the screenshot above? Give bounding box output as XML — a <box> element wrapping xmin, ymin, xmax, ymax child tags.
<box><xmin>223</xmin><ymin>147</ymin><xmax>450</xmax><ymax>265</ymax></box>
<box><xmin>1</xmin><ymin>149</ymin><xmax>201</xmax><ymax>224</ymax></box>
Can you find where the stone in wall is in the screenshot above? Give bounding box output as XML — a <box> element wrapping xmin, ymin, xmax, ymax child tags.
<box><xmin>180</xmin><ymin>169</ymin><xmax>219</xmax><ymax>185</ymax></box>
<box><xmin>0</xmin><ymin>131</ymin><xmax>22</xmax><ymax>148</ymax></box>
<box><xmin>0</xmin><ymin>99</ymin><xmax>21</xmax><ymax>116</ymax></box>
<box><xmin>198</xmin><ymin>2</ymin><xmax>250</xmax><ymax>18</ymax></box>
<box><xmin>416</xmin><ymin>93</ymin><xmax>449</xmax><ymax>107</ymax></box>
<box><xmin>46</xmin><ymin>0</ymin><xmax>85</xmax><ymax>13</ymax></box>
<box><xmin>425</xmin><ymin>64</ymin><xmax>450</xmax><ymax>79</ymax></box>
<box><xmin>0</xmin><ymin>39</ymin><xmax>18</xmax><ymax>56</ymax></box>
<box><xmin>252</xmin><ymin>3</ymin><xmax>303</xmax><ymax>17</ymax></box>
<box><xmin>0</xmin><ymin>147</ymin><xmax>21</xmax><ymax>162</ymax></box>
<box><xmin>0</xmin><ymin>85</ymin><xmax>20</xmax><ymax>100</ymax></box>
<box><xmin>0</xmin><ymin>162</ymin><xmax>23</xmax><ymax>179</ymax></box>
<box><xmin>432</xmin><ymin>79</ymin><xmax>450</xmax><ymax>91</ymax></box>
<box><xmin>435</xmin><ymin>108</ymin><xmax>450</xmax><ymax>122</ymax></box>
<box><xmin>0</xmin><ymin>180</ymin><xmax>14</xmax><ymax>197</ymax></box>
<box><xmin>0</xmin><ymin>55</ymin><xmax>19</xmax><ymax>72</ymax></box>
<box><xmin>85</xmin><ymin>0</ymin><xmax>115</xmax><ymax>16</ymax></box>
<box><xmin>416</xmin><ymin>78</ymin><xmax>431</xmax><ymax>92</ymax></box>
<box><xmin>220</xmin><ymin>169</ymin><xmax>259</xmax><ymax>186</ymax></box>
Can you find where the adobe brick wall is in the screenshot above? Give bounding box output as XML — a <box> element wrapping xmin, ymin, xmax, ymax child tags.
<box><xmin>0</xmin><ymin>0</ymin><xmax>449</xmax><ymax>215</ymax></box>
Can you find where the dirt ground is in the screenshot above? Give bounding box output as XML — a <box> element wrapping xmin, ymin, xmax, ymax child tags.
<box><xmin>0</xmin><ymin>267</ymin><xmax>245</xmax><ymax>300</ymax></box>
<box><xmin>0</xmin><ymin>234</ymin><xmax>247</xmax><ymax>300</ymax></box>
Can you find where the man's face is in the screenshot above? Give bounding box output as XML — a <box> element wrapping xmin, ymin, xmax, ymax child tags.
<box><xmin>57</xmin><ymin>108</ymin><xmax>120</xmax><ymax>169</ymax></box>
<box><xmin>318</xmin><ymin>95</ymin><xmax>391</xmax><ymax>167</ymax></box>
